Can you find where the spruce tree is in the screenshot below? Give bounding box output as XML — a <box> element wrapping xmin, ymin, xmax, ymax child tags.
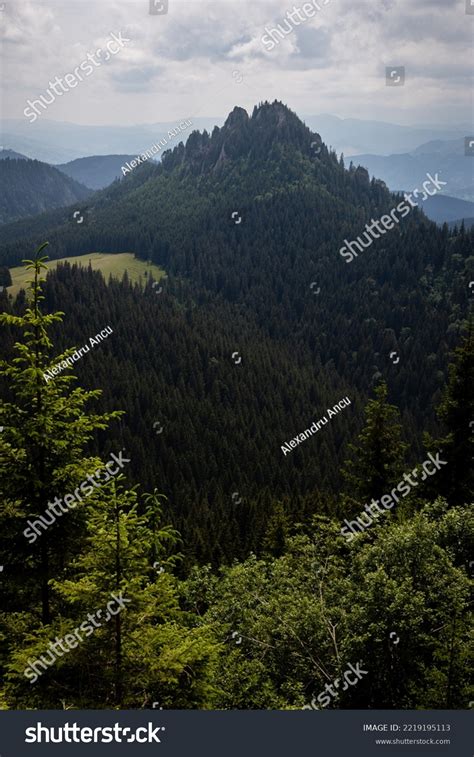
<box><xmin>1</xmin><ymin>249</ymin><xmax>220</xmax><ymax>709</ymax></box>
<box><xmin>342</xmin><ymin>382</ymin><xmax>408</xmax><ymax>504</ymax></box>
<box><xmin>0</xmin><ymin>245</ymin><xmax>120</xmax><ymax>623</ymax></box>
<box><xmin>424</xmin><ymin>321</ymin><xmax>474</xmax><ymax>505</ymax></box>
<box><xmin>4</xmin><ymin>479</ymin><xmax>220</xmax><ymax>709</ymax></box>
<box><xmin>262</xmin><ymin>501</ymin><xmax>288</xmax><ymax>557</ymax></box>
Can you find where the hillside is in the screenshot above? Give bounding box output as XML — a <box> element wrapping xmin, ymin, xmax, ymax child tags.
<box><xmin>56</xmin><ymin>154</ymin><xmax>139</xmax><ymax>190</ymax></box>
<box><xmin>0</xmin><ymin>101</ymin><xmax>472</xmax><ymax>564</ymax></box>
<box><xmin>0</xmin><ymin>149</ymin><xmax>30</xmax><ymax>161</ymax></box>
<box><xmin>0</xmin><ymin>158</ymin><xmax>92</xmax><ymax>224</ymax></box>
<box><xmin>7</xmin><ymin>252</ymin><xmax>166</xmax><ymax>297</ymax></box>
<box><xmin>352</xmin><ymin>138</ymin><xmax>473</xmax><ymax>203</ymax></box>
<box><xmin>422</xmin><ymin>194</ymin><xmax>474</xmax><ymax>226</ymax></box>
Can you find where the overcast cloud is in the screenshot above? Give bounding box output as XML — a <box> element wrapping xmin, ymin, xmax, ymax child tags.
<box><xmin>0</xmin><ymin>0</ymin><xmax>472</xmax><ymax>126</ymax></box>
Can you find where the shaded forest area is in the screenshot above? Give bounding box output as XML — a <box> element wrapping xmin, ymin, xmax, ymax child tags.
<box><xmin>0</xmin><ymin>256</ymin><xmax>472</xmax><ymax>709</ymax></box>
<box><xmin>0</xmin><ymin>103</ymin><xmax>472</xmax><ymax>709</ymax></box>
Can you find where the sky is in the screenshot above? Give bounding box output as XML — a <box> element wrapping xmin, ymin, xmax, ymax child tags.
<box><xmin>0</xmin><ymin>0</ymin><xmax>472</xmax><ymax>128</ymax></box>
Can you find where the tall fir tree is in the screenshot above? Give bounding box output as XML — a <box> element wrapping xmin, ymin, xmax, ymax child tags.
<box><xmin>1</xmin><ymin>251</ymin><xmax>221</xmax><ymax>709</ymax></box>
<box><xmin>4</xmin><ymin>479</ymin><xmax>221</xmax><ymax>709</ymax></box>
<box><xmin>0</xmin><ymin>245</ymin><xmax>120</xmax><ymax>624</ymax></box>
<box><xmin>424</xmin><ymin>320</ymin><xmax>474</xmax><ymax>506</ymax></box>
<box><xmin>342</xmin><ymin>382</ymin><xmax>408</xmax><ymax>504</ymax></box>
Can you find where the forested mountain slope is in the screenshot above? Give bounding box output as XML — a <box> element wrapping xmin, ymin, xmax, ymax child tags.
<box><xmin>0</xmin><ymin>158</ymin><xmax>92</xmax><ymax>224</ymax></box>
<box><xmin>1</xmin><ymin>101</ymin><xmax>472</xmax><ymax>564</ymax></box>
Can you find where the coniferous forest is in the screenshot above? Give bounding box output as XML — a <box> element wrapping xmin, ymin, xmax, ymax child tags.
<box><xmin>0</xmin><ymin>102</ymin><xmax>473</xmax><ymax>711</ymax></box>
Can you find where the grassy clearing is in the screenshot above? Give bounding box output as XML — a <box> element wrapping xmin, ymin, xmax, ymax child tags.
<box><xmin>7</xmin><ymin>252</ymin><xmax>166</xmax><ymax>297</ymax></box>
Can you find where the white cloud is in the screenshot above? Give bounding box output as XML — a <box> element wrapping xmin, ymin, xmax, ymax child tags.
<box><xmin>0</xmin><ymin>0</ymin><xmax>470</xmax><ymax>126</ymax></box>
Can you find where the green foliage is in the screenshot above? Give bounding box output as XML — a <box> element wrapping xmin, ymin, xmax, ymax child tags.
<box><xmin>0</xmin><ymin>102</ymin><xmax>472</xmax><ymax>709</ymax></box>
<box><xmin>0</xmin><ymin>246</ymin><xmax>120</xmax><ymax>623</ymax></box>
<box><xmin>424</xmin><ymin>321</ymin><xmax>474</xmax><ymax>505</ymax></box>
<box><xmin>0</xmin><ymin>266</ymin><xmax>12</xmax><ymax>288</ymax></box>
<box><xmin>0</xmin><ymin>158</ymin><xmax>91</xmax><ymax>224</ymax></box>
<box><xmin>1</xmin><ymin>103</ymin><xmax>471</xmax><ymax>563</ymax></box>
<box><xmin>4</xmin><ymin>481</ymin><xmax>221</xmax><ymax>709</ymax></box>
<box><xmin>0</xmin><ymin>103</ymin><xmax>472</xmax><ymax>562</ymax></box>
<box><xmin>190</xmin><ymin>503</ymin><xmax>472</xmax><ymax>709</ymax></box>
<box><xmin>7</xmin><ymin>252</ymin><xmax>165</xmax><ymax>298</ymax></box>
<box><xmin>0</xmin><ymin>251</ymin><xmax>221</xmax><ymax>709</ymax></box>
<box><xmin>342</xmin><ymin>382</ymin><xmax>408</xmax><ymax>505</ymax></box>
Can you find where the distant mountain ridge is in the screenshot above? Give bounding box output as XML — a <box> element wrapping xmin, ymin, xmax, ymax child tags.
<box><xmin>0</xmin><ymin>158</ymin><xmax>92</xmax><ymax>224</ymax></box>
<box><xmin>56</xmin><ymin>154</ymin><xmax>139</xmax><ymax>190</ymax></box>
<box><xmin>0</xmin><ymin>114</ymin><xmax>467</xmax><ymax>164</ymax></box>
<box><xmin>422</xmin><ymin>194</ymin><xmax>474</xmax><ymax>226</ymax></box>
<box><xmin>0</xmin><ymin>117</ymin><xmax>221</xmax><ymax>164</ymax></box>
<box><xmin>0</xmin><ymin>99</ymin><xmax>471</xmax><ymax>273</ymax></box>
<box><xmin>352</xmin><ymin>138</ymin><xmax>473</xmax><ymax>203</ymax></box>
<box><xmin>0</xmin><ymin>149</ymin><xmax>30</xmax><ymax>161</ymax></box>
<box><xmin>302</xmin><ymin>114</ymin><xmax>468</xmax><ymax>156</ymax></box>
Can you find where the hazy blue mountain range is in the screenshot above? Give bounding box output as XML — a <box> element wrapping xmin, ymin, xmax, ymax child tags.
<box><xmin>351</xmin><ymin>138</ymin><xmax>473</xmax><ymax>202</ymax></box>
<box><xmin>302</xmin><ymin>114</ymin><xmax>468</xmax><ymax>157</ymax></box>
<box><xmin>0</xmin><ymin>112</ymin><xmax>470</xmax><ymax>224</ymax></box>
<box><xmin>0</xmin><ymin>99</ymin><xmax>474</xmax><ymax>254</ymax></box>
<box><xmin>56</xmin><ymin>155</ymin><xmax>139</xmax><ymax>190</ymax></box>
<box><xmin>1</xmin><ymin>115</ymin><xmax>468</xmax><ymax>165</ymax></box>
<box><xmin>421</xmin><ymin>194</ymin><xmax>474</xmax><ymax>226</ymax></box>
<box><xmin>0</xmin><ymin>117</ymin><xmax>220</xmax><ymax>164</ymax></box>
<box><xmin>0</xmin><ymin>149</ymin><xmax>30</xmax><ymax>160</ymax></box>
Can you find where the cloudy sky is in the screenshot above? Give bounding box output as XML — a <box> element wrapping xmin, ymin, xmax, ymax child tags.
<box><xmin>0</xmin><ymin>0</ymin><xmax>472</xmax><ymax>127</ymax></box>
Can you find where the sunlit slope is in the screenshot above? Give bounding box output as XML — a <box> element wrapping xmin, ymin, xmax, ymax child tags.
<box><xmin>8</xmin><ymin>252</ymin><xmax>166</xmax><ymax>296</ymax></box>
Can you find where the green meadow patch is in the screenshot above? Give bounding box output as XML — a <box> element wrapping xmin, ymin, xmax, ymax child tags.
<box><xmin>7</xmin><ymin>252</ymin><xmax>166</xmax><ymax>297</ymax></box>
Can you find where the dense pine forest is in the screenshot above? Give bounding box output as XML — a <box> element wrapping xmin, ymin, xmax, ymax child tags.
<box><xmin>0</xmin><ymin>102</ymin><xmax>472</xmax><ymax>710</ymax></box>
<box><xmin>0</xmin><ymin>158</ymin><xmax>92</xmax><ymax>225</ymax></box>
